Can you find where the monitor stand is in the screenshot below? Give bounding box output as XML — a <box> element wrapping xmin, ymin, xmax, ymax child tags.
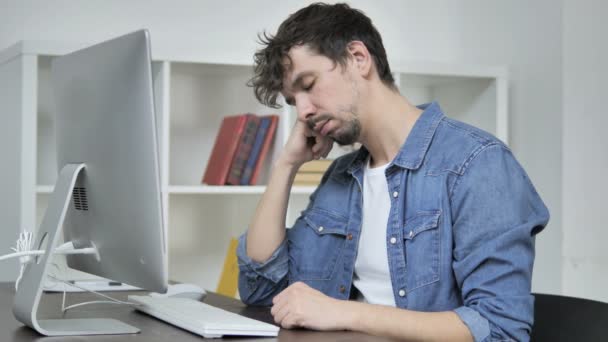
<box><xmin>12</xmin><ymin>163</ymin><xmax>140</xmax><ymax>336</ymax></box>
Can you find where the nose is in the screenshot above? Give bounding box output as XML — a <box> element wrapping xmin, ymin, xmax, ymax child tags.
<box><xmin>294</xmin><ymin>94</ymin><xmax>316</xmax><ymax>122</ymax></box>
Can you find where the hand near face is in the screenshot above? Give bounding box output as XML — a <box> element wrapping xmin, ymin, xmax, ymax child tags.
<box><xmin>279</xmin><ymin>120</ymin><xmax>334</xmax><ymax>168</ymax></box>
<box><xmin>271</xmin><ymin>281</ymin><xmax>348</xmax><ymax>331</ymax></box>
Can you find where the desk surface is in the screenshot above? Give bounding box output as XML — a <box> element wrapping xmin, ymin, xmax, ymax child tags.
<box><xmin>1</xmin><ymin>282</ymin><xmax>396</xmax><ymax>341</ymax></box>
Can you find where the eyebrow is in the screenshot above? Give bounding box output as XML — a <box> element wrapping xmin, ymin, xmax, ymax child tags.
<box><xmin>283</xmin><ymin>71</ymin><xmax>314</xmax><ymax>106</ymax></box>
<box><xmin>291</xmin><ymin>71</ymin><xmax>314</xmax><ymax>89</ymax></box>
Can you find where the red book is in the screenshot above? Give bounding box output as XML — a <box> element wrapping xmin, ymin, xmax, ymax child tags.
<box><xmin>226</xmin><ymin>114</ymin><xmax>261</xmax><ymax>185</ymax></box>
<box><xmin>249</xmin><ymin>115</ymin><xmax>279</xmax><ymax>185</ymax></box>
<box><xmin>202</xmin><ymin>115</ymin><xmax>248</xmax><ymax>185</ymax></box>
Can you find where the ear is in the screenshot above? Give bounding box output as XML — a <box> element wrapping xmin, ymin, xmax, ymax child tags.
<box><xmin>346</xmin><ymin>41</ymin><xmax>373</xmax><ymax>78</ymax></box>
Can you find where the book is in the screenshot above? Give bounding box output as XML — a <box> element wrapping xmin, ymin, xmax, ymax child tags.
<box><xmin>202</xmin><ymin>115</ymin><xmax>248</xmax><ymax>185</ymax></box>
<box><xmin>226</xmin><ymin>114</ymin><xmax>261</xmax><ymax>185</ymax></box>
<box><xmin>249</xmin><ymin>114</ymin><xmax>278</xmax><ymax>185</ymax></box>
<box><xmin>292</xmin><ymin>159</ymin><xmax>332</xmax><ymax>186</ymax></box>
<box><xmin>240</xmin><ymin>115</ymin><xmax>279</xmax><ymax>185</ymax></box>
<box><xmin>215</xmin><ymin>237</ymin><xmax>239</xmax><ymax>298</ymax></box>
<box><xmin>293</xmin><ymin>172</ymin><xmax>324</xmax><ymax>185</ymax></box>
<box><xmin>298</xmin><ymin>159</ymin><xmax>333</xmax><ymax>173</ymax></box>
<box><xmin>239</xmin><ymin>117</ymin><xmax>270</xmax><ymax>185</ymax></box>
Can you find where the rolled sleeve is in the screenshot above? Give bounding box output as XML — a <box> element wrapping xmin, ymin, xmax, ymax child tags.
<box><xmin>454</xmin><ymin>306</ymin><xmax>490</xmax><ymax>342</ymax></box>
<box><xmin>236</xmin><ymin>232</ymin><xmax>289</xmax><ymax>306</ymax></box>
<box><xmin>450</xmin><ymin>144</ymin><xmax>550</xmax><ymax>341</ymax></box>
<box><xmin>236</xmin><ymin>161</ymin><xmax>337</xmax><ymax>306</ymax></box>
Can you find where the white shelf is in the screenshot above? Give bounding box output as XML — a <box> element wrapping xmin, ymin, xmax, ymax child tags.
<box><xmin>38</xmin><ymin>184</ymin><xmax>317</xmax><ymax>195</ymax></box>
<box><xmin>168</xmin><ymin>185</ymin><xmax>315</xmax><ymax>195</ymax></box>
<box><xmin>290</xmin><ymin>186</ymin><xmax>318</xmax><ymax>195</ymax></box>
<box><xmin>2</xmin><ymin>38</ymin><xmax>508</xmax><ymax>289</ymax></box>
<box><xmin>169</xmin><ymin>185</ymin><xmax>265</xmax><ymax>194</ymax></box>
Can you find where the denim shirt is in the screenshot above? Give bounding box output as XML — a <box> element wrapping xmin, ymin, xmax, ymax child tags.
<box><xmin>237</xmin><ymin>102</ymin><xmax>550</xmax><ymax>342</ymax></box>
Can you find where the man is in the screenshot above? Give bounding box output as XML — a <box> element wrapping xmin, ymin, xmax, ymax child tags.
<box><xmin>236</xmin><ymin>3</ymin><xmax>549</xmax><ymax>341</ymax></box>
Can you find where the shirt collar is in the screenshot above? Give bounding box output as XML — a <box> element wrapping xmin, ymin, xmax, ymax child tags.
<box><xmin>344</xmin><ymin>101</ymin><xmax>445</xmax><ymax>174</ymax></box>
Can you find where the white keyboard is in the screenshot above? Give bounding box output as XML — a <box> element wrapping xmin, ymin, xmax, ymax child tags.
<box><xmin>128</xmin><ymin>295</ymin><xmax>279</xmax><ymax>338</ymax></box>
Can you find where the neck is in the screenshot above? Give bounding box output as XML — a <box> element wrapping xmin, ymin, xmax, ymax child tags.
<box><xmin>358</xmin><ymin>84</ymin><xmax>423</xmax><ymax>168</ymax></box>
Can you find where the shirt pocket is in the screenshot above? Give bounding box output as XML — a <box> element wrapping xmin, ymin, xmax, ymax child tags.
<box><xmin>403</xmin><ymin>210</ymin><xmax>441</xmax><ymax>291</ymax></box>
<box><xmin>288</xmin><ymin>208</ymin><xmax>349</xmax><ymax>281</ymax></box>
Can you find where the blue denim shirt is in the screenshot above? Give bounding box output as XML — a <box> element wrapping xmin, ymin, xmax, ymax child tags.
<box><xmin>237</xmin><ymin>102</ymin><xmax>550</xmax><ymax>342</ymax></box>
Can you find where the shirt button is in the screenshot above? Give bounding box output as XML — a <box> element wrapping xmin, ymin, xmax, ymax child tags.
<box><xmin>339</xmin><ymin>285</ymin><xmax>346</xmax><ymax>293</ymax></box>
<box><xmin>318</xmin><ymin>226</ymin><xmax>324</xmax><ymax>232</ymax></box>
<box><xmin>346</xmin><ymin>233</ymin><xmax>353</xmax><ymax>240</ymax></box>
<box><xmin>399</xmin><ymin>289</ymin><xmax>406</xmax><ymax>297</ymax></box>
<box><xmin>390</xmin><ymin>237</ymin><xmax>397</xmax><ymax>244</ymax></box>
<box><xmin>409</xmin><ymin>231</ymin><xmax>413</xmax><ymax>238</ymax></box>
<box><xmin>392</xmin><ymin>191</ymin><xmax>399</xmax><ymax>198</ymax></box>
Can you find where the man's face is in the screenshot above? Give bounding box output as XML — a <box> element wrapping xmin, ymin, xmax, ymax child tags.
<box><xmin>281</xmin><ymin>45</ymin><xmax>361</xmax><ymax>146</ymax></box>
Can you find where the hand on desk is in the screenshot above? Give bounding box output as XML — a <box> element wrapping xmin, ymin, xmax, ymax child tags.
<box><xmin>271</xmin><ymin>281</ymin><xmax>351</xmax><ymax>331</ymax></box>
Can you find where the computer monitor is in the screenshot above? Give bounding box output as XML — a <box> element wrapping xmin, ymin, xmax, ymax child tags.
<box><xmin>12</xmin><ymin>29</ymin><xmax>168</xmax><ymax>336</ymax></box>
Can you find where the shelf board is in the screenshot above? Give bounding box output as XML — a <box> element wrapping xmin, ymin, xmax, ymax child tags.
<box><xmin>290</xmin><ymin>186</ymin><xmax>318</xmax><ymax>195</ymax></box>
<box><xmin>169</xmin><ymin>185</ymin><xmax>265</xmax><ymax>194</ymax></box>
<box><xmin>168</xmin><ymin>185</ymin><xmax>315</xmax><ymax>195</ymax></box>
<box><xmin>36</xmin><ymin>184</ymin><xmax>316</xmax><ymax>195</ymax></box>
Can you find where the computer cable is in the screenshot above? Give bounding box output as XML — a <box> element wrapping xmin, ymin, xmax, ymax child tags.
<box><xmin>2</xmin><ymin>231</ymin><xmax>139</xmax><ymax>311</ymax></box>
<box><xmin>46</xmin><ymin>274</ymin><xmax>139</xmax><ymax>312</ymax></box>
<box><xmin>0</xmin><ymin>232</ymin><xmax>98</xmax><ymax>290</ymax></box>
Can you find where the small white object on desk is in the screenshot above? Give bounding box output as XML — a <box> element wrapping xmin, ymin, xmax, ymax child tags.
<box><xmin>150</xmin><ymin>283</ymin><xmax>207</xmax><ymax>301</ymax></box>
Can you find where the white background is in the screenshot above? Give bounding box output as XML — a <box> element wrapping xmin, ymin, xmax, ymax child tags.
<box><xmin>0</xmin><ymin>0</ymin><xmax>605</xmax><ymax>302</ymax></box>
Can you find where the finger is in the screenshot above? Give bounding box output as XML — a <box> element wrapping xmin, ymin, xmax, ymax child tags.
<box><xmin>301</xmin><ymin>124</ymin><xmax>315</xmax><ymax>142</ymax></box>
<box><xmin>272</xmin><ymin>302</ymin><xmax>290</xmax><ymax>325</ymax></box>
<box><xmin>270</xmin><ymin>301</ymin><xmax>281</xmax><ymax>316</ymax></box>
<box><xmin>270</xmin><ymin>291</ymin><xmax>288</xmax><ymax>315</ymax></box>
<box><xmin>279</xmin><ymin>312</ymin><xmax>297</xmax><ymax>329</ymax></box>
<box><xmin>311</xmin><ymin>133</ymin><xmax>328</xmax><ymax>153</ymax></box>
<box><xmin>320</xmin><ymin>140</ymin><xmax>334</xmax><ymax>159</ymax></box>
<box><xmin>294</xmin><ymin>119</ymin><xmax>310</xmax><ymax>134</ymax></box>
<box><xmin>314</xmin><ymin>140</ymin><xmax>330</xmax><ymax>160</ymax></box>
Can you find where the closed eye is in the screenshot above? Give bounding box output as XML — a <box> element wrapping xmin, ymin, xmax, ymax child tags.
<box><xmin>303</xmin><ymin>81</ymin><xmax>315</xmax><ymax>91</ymax></box>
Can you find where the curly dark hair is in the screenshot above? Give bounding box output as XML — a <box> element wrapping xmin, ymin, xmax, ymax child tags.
<box><xmin>248</xmin><ymin>2</ymin><xmax>396</xmax><ymax>108</ymax></box>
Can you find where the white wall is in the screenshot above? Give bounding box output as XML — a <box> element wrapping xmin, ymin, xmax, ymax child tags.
<box><xmin>562</xmin><ymin>0</ymin><xmax>608</xmax><ymax>302</ymax></box>
<box><xmin>0</xmin><ymin>1</ymin><xmax>564</xmax><ymax>295</ymax></box>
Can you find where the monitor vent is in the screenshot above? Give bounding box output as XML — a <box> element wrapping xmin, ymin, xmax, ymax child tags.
<box><xmin>72</xmin><ymin>187</ymin><xmax>89</xmax><ymax>211</ymax></box>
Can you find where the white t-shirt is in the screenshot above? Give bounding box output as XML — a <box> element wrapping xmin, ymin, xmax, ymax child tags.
<box><xmin>353</xmin><ymin>157</ymin><xmax>395</xmax><ymax>306</ymax></box>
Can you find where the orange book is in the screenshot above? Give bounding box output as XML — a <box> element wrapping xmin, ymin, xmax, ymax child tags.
<box><xmin>216</xmin><ymin>237</ymin><xmax>239</xmax><ymax>298</ymax></box>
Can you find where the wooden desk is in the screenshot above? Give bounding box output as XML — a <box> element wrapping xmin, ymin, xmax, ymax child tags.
<box><xmin>1</xmin><ymin>283</ymin><xmax>396</xmax><ymax>341</ymax></box>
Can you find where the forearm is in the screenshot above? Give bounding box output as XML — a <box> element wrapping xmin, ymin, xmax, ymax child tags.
<box><xmin>339</xmin><ymin>301</ymin><xmax>473</xmax><ymax>342</ymax></box>
<box><xmin>246</xmin><ymin>158</ymin><xmax>298</xmax><ymax>263</ymax></box>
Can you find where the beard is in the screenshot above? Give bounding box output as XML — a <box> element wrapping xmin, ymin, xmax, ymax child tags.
<box><xmin>332</xmin><ymin>117</ymin><xmax>361</xmax><ymax>145</ymax></box>
<box><xmin>307</xmin><ymin>112</ymin><xmax>361</xmax><ymax>146</ymax></box>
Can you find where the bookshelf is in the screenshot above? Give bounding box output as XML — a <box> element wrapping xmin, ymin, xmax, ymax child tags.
<box><xmin>0</xmin><ymin>40</ymin><xmax>507</xmax><ymax>289</ymax></box>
